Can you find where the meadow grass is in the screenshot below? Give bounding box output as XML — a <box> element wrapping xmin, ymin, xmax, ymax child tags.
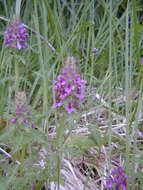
<box><xmin>0</xmin><ymin>0</ymin><xmax>143</xmax><ymax>189</ymax></box>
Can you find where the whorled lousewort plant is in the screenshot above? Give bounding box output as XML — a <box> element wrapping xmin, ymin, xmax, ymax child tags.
<box><xmin>4</xmin><ymin>18</ymin><xmax>27</xmax><ymax>50</ymax></box>
<box><xmin>10</xmin><ymin>91</ymin><xmax>35</xmax><ymax>129</ymax></box>
<box><xmin>52</xmin><ymin>56</ymin><xmax>87</xmax><ymax>150</ymax></box>
<box><xmin>53</xmin><ymin>56</ymin><xmax>87</xmax><ymax>114</ymax></box>
<box><xmin>105</xmin><ymin>167</ymin><xmax>131</xmax><ymax>190</ymax></box>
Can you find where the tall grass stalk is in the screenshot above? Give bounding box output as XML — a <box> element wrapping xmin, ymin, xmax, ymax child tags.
<box><xmin>108</xmin><ymin>0</ymin><xmax>112</xmax><ymax>172</ymax></box>
<box><xmin>131</xmin><ymin>88</ymin><xmax>142</xmax><ymax>190</ymax></box>
<box><xmin>125</xmin><ymin>1</ymin><xmax>130</xmax><ymax>189</ymax></box>
<box><xmin>15</xmin><ymin>0</ymin><xmax>22</xmax><ymax>19</ymax></box>
<box><xmin>34</xmin><ymin>1</ymin><xmax>49</xmax><ymax>133</ymax></box>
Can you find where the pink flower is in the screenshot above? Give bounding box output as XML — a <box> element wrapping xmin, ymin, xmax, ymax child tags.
<box><xmin>76</xmin><ymin>88</ymin><xmax>83</xmax><ymax>100</ymax></box>
<box><xmin>31</xmin><ymin>124</ymin><xmax>35</xmax><ymax>128</ymax></box>
<box><xmin>24</xmin><ymin>119</ymin><xmax>29</xmax><ymax>125</ymax></box>
<box><xmin>61</xmin><ymin>68</ymin><xmax>67</xmax><ymax>75</ymax></box>
<box><xmin>65</xmin><ymin>83</ymin><xmax>75</xmax><ymax>94</ymax></box>
<box><xmin>53</xmin><ymin>97</ymin><xmax>63</xmax><ymax>108</ymax></box>
<box><xmin>57</xmin><ymin>75</ymin><xmax>66</xmax><ymax>85</ymax></box>
<box><xmin>60</xmin><ymin>88</ymin><xmax>68</xmax><ymax>100</ymax></box>
<box><xmin>73</xmin><ymin>74</ymin><xmax>86</xmax><ymax>87</ymax></box>
<box><xmin>65</xmin><ymin>102</ymin><xmax>75</xmax><ymax>114</ymax></box>
<box><xmin>11</xmin><ymin>118</ymin><xmax>17</xmax><ymax>124</ymax></box>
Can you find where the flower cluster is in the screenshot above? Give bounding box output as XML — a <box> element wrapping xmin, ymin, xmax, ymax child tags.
<box><xmin>11</xmin><ymin>106</ymin><xmax>35</xmax><ymax>128</ymax></box>
<box><xmin>11</xmin><ymin>91</ymin><xmax>35</xmax><ymax>128</ymax></box>
<box><xmin>4</xmin><ymin>22</ymin><xmax>27</xmax><ymax>50</ymax></box>
<box><xmin>53</xmin><ymin>56</ymin><xmax>87</xmax><ymax>114</ymax></box>
<box><xmin>105</xmin><ymin>167</ymin><xmax>131</xmax><ymax>190</ymax></box>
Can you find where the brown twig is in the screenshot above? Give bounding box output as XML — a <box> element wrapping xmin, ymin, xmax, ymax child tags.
<box><xmin>0</xmin><ymin>147</ymin><xmax>20</xmax><ymax>165</ymax></box>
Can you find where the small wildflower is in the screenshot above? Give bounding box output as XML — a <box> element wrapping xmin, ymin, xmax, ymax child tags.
<box><xmin>92</xmin><ymin>47</ymin><xmax>98</xmax><ymax>54</ymax></box>
<box><xmin>53</xmin><ymin>56</ymin><xmax>87</xmax><ymax>114</ymax></box>
<box><xmin>11</xmin><ymin>118</ymin><xmax>17</xmax><ymax>124</ymax></box>
<box><xmin>26</xmin><ymin>111</ymin><xmax>31</xmax><ymax>115</ymax></box>
<box><xmin>105</xmin><ymin>167</ymin><xmax>131</xmax><ymax>190</ymax></box>
<box><xmin>31</xmin><ymin>124</ymin><xmax>35</xmax><ymax>128</ymax></box>
<box><xmin>24</xmin><ymin>119</ymin><xmax>29</xmax><ymax>125</ymax></box>
<box><xmin>53</xmin><ymin>97</ymin><xmax>63</xmax><ymax>108</ymax></box>
<box><xmin>10</xmin><ymin>91</ymin><xmax>36</xmax><ymax>128</ymax></box>
<box><xmin>140</xmin><ymin>58</ymin><xmax>143</xmax><ymax>65</ymax></box>
<box><xmin>65</xmin><ymin>102</ymin><xmax>75</xmax><ymax>114</ymax></box>
<box><xmin>106</xmin><ymin>177</ymin><xmax>113</xmax><ymax>188</ymax></box>
<box><xmin>4</xmin><ymin>21</ymin><xmax>27</xmax><ymax>50</ymax></box>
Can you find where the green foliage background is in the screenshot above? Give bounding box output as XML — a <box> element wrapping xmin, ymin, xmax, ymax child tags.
<box><xmin>0</xmin><ymin>0</ymin><xmax>143</xmax><ymax>189</ymax></box>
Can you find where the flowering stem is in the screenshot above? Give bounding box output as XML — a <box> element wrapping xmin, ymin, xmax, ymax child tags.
<box><xmin>19</xmin><ymin>145</ymin><xmax>25</xmax><ymax>177</ymax></box>
<box><xmin>15</xmin><ymin>55</ymin><xmax>19</xmax><ymax>92</ymax></box>
<box><xmin>54</xmin><ymin>113</ymin><xmax>66</xmax><ymax>150</ymax></box>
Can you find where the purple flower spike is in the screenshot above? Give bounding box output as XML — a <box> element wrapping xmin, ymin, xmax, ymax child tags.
<box><xmin>52</xmin><ymin>56</ymin><xmax>87</xmax><ymax>114</ymax></box>
<box><xmin>105</xmin><ymin>167</ymin><xmax>131</xmax><ymax>190</ymax></box>
<box><xmin>11</xmin><ymin>118</ymin><xmax>17</xmax><ymax>124</ymax></box>
<box><xmin>105</xmin><ymin>177</ymin><xmax>113</xmax><ymax>189</ymax></box>
<box><xmin>4</xmin><ymin>22</ymin><xmax>27</xmax><ymax>50</ymax></box>
<box><xmin>24</xmin><ymin>119</ymin><xmax>29</xmax><ymax>125</ymax></box>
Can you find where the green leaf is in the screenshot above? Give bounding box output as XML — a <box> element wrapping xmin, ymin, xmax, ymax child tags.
<box><xmin>89</xmin><ymin>129</ymin><xmax>102</xmax><ymax>147</ymax></box>
<box><xmin>68</xmin><ymin>135</ymin><xmax>95</xmax><ymax>151</ymax></box>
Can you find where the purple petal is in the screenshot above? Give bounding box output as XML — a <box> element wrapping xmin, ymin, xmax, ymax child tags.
<box><xmin>17</xmin><ymin>112</ymin><xmax>23</xmax><ymax>117</ymax></box>
<box><xmin>26</xmin><ymin>111</ymin><xmax>31</xmax><ymax>115</ymax></box>
<box><xmin>62</xmin><ymin>68</ymin><xmax>67</xmax><ymax>74</ymax></box>
<box><xmin>105</xmin><ymin>177</ymin><xmax>113</xmax><ymax>188</ymax></box>
<box><xmin>65</xmin><ymin>102</ymin><xmax>75</xmax><ymax>114</ymax></box>
<box><xmin>53</xmin><ymin>97</ymin><xmax>63</xmax><ymax>108</ymax></box>
<box><xmin>11</xmin><ymin>118</ymin><xmax>17</xmax><ymax>124</ymax></box>
<box><xmin>31</xmin><ymin>124</ymin><xmax>35</xmax><ymax>128</ymax></box>
<box><xmin>24</xmin><ymin>119</ymin><xmax>29</xmax><ymax>125</ymax></box>
<box><xmin>140</xmin><ymin>58</ymin><xmax>143</xmax><ymax>65</ymax></box>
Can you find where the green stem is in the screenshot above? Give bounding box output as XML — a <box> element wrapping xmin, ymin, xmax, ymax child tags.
<box><xmin>19</xmin><ymin>145</ymin><xmax>25</xmax><ymax>177</ymax></box>
<box><xmin>54</xmin><ymin>113</ymin><xmax>66</xmax><ymax>190</ymax></box>
<box><xmin>15</xmin><ymin>56</ymin><xmax>19</xmax><ymax>92</ymax></box>
<box><xmin>54</xmin><ymin>113</ymin><xmax>66</xmax><ymax>150</ymax></box>
<box><xmin>132</xmin><ymin>0</ymin><xmax>140</xmax><ymax>69</ymax></box>
<box><xmin>125</xmin><ymin>2</ymin><xmax>130</xmax><ymax>189</ymax></box>
<box><xmin>108</xmin><ymin>0</ymin><xmax>112</xmax><ymax>173</ymax></box>
<box><xmin>57</xmin><ymin>152</ymin><xmax>62</xmax><ymax>190</ymax></box>
<box><xmin>35</xmin><ymin>180</ymin><xmax>45</xmax><ymax>190</ymax></box>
